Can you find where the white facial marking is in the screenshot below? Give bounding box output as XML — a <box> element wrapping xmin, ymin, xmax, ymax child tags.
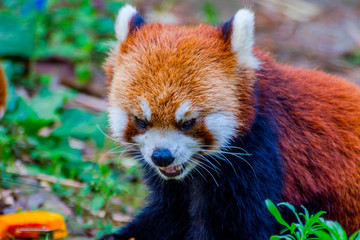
<box><xmin>115</xmin><ymin>5</ymin><xmax>137</xmax><ymax>43</ymax></box>
<box><xmin>108</xmin><ymin>106</ymin><xmax>128</xmax><ymax>140</ymax></box>
<box><xmin>134</xmin><ymin>129</ymin><xmax>200</xmax><ymax>179</ymax></box>
<box><xmin>175</xmin><ymin>101</ymin><xmax>191</xmax><ymax>122</ymax></box>
<box><xmin>231</xmin><ymin>9</ymin><xmax>261</xmax><ymax>69</ymax></box>
<box><xmin>205</xmin><ymin>112</ymin><xmax>237</xmax><ymax>148</ymax></box>
<box><xmin>175</xmin><ymin>101</ymin><xmax>199</xmax><ymax>123</ymax></box>
<box><xmin>140</xmin><ymin>99</ymin><xmax>151</xmax><ymax>121</ymax></box>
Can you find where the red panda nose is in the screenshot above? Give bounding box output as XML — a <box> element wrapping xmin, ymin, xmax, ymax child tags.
<box><xmin>151</xmin><ymin>148</ymin><xmax>175</xmax><ymax>167</ymax></box>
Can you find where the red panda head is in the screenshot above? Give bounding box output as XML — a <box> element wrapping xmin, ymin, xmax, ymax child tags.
<box><xmin>105</xmin><ymin>5</ymin><xmax>259</xmax><ymax>179</ymax></box>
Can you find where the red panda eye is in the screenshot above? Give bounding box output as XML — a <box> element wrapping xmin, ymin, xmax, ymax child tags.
<box><xmin>180</xmin><ymin>119</ymin><xmax>196</xmax><ymax>131</ymax></box>
<box><xmin>135</xmin><ymin>117</ymin><xmax>147</xmax><ymax>129</ymax></box>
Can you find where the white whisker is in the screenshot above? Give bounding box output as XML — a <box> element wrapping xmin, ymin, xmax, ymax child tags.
<box><xmin>193</xmin><ymin>154</ymin><xmax>221</xmax><ymax>173</ymax></box>
<box><xmin>190</xmin><ymin>158</ymin><xmax>219</xmax><ymax>187</ymax></box>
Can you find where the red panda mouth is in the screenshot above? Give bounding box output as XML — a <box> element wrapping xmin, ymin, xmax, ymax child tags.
<box><xmin>157</xmin><ymin>164</ymin><xmax>184</xmax><ymax>178</ymax></box>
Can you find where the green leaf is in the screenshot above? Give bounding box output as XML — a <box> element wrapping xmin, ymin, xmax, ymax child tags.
<box><xmin>91</xmin><ymin>194</ymin><xmax>105</xmax><ymax>212</ymax></box>
<box><xmin>53</xmin><ymin>109</ymin><xmax>107</xmax><ymax>148</ymax></box>
<box><xmin>100</xmin><ymin>164</ymin><xmax>110</xmax><ymax>177</ymax></box>
<box><xmin>278</xmin><ymin>202</ymin><xmax>303</xmax><ymax>226</ymax></box>
<box><xmin>289</xmin><ymin>223</ymin><xmax>298</xmax><ymax>235</ymax></box>
<box><xmin>0</xmin><ymin>12</ymin><xmax>35</xmax><ymax>57</ymax></box>
<box><xmin>10</xmin><ymin>97</ymin><xmax>37</xmax><ymax>122</ymax></box>
<box><xmin>314</xmin><ymin>230</ymin><xmax>334</xmax><ymax>240</ymax></box>
<box><xmin>30</xmin><ymin>87</ymin><xmax>75</xmax><ymax>121</ymax></box>
<box><xmin>38</xmin><ymin>74</ymin><xmax>52</xmax><ymax>86</ymax></box>
<box><xmin>34</xmin><ymin>138</ymin><xmax>82</xmax><ymax>163</ymax></box>
<box><xmin>323</xmin><ymin>220</ymin><xmax>347</xmax><ymax>240</ymax></box>
<box><xmin>270</xmin><ymin>236</ymin><xmax>284</xmax><ymax>240</ymax></box>
<box><xmin>270</xmin><ymin>235</ymin><xmax>295</xmax><ymax>240</ymax></box>
<box><xmin>266</xmin><ymin>199</ymin><xmax>291</xmax><ymax>229</ymax></box>
<box><xmin>349</xmin><ymin>231</ymin><xmax>360</xmax><ymax>240</ymax></box>
<box><xmin>75</xmin><ymin>62</ymin><xmax>91</xmax><ymax>84</ymax></box>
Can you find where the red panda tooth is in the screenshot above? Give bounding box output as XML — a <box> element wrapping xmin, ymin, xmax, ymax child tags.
<box><xmin>158</xmin><ymin>165</ymin><xmax>182</xmax><ymax>173</ymax></box>
<box><xmin>167</xmin><ymin>166</ymin><xmax>176</xmax><ymax>172</ymax></box>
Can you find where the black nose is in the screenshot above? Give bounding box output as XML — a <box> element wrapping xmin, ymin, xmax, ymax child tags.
<box><xmin>151</xmin><ymin>148</ymin><xmax>175</xmax><ymax>167</ymax></box>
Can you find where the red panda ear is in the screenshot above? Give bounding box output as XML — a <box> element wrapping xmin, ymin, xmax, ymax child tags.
<box><xmin>115</xmin><ymin>5</ymin><xmax>145</xmax><ymax>43</ymax></box>
<box><xmin>221</xmin><ymin>9</ymin><xmax>260</xmax><ymax>69</ymax></box>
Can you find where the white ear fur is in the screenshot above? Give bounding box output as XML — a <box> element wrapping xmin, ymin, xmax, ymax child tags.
<box><xmin>115</xmin><ymin>5</ymin><xmax>138</xmax><ymax>43</ymax></box>
<box><xmin>231</xmin><ymin>9</ymin><xmax>260</xmax><ymax>69</ymax></box>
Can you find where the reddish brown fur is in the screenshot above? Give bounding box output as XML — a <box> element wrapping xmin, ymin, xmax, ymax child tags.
<box><xmin>0</xmin><ymin>65</ymin><xmax>6</xmax><ymax>116</ymax></box>
<box><xmin>191</xmin><ymin>121</ymin><xmax>216</xmax><ymax>149</ymax></box>
<box><xmin>255</xmin><ymin>50</ymin><xmax>360</xmax><ymax>233</ymax></box>
<box><xmin>105</xmin><ymin>23</ymin><xmax>360</xmax><ymax>233</ymax></box>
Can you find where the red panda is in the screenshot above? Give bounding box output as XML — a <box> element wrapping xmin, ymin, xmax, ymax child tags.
<box><xmin>102</xmin><ymin>5</ymin><xmax>360</xmax><ymax>240</ymax></box>
<box><xmin>0</xmin><ymin>65</ymin><xmax>6</xmax><ymax>118</ymax></box>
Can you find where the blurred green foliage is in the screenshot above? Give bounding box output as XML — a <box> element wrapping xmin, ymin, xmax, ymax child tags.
<box><xmin>346</xmin><ymin>51</ymin><xmax>360</xmax><ymax>66</ymax></box>
<box><xmin>0</xmin><ymin>60</ymin><xmax>145</xmax><ymax>237</ymax></box>
<box><xmin>0</xmin><ymin>0</ymin><xmax>148</xmax><ymax>237</ymax></box>
<box><xmin>0</xmin><ymin>0</ymin><xmax>124</xmax><ymax>84</ymax></box>
<box><xmin>202</xmin><ymin>1</ymin><xmax>219</xmax><ymax>25</ymax></box>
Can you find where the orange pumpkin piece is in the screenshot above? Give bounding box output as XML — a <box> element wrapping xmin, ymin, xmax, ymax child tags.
<box><xmin>0</xmin><ymin>210</ymin><xmax>67</xmax><ymax>239</ymax></box>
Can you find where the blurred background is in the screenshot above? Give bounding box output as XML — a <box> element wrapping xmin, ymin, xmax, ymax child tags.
<box><xmin>0</xmin><ymin>0</ymin><xmax>359</xmax><ymax>239</ymax></box>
